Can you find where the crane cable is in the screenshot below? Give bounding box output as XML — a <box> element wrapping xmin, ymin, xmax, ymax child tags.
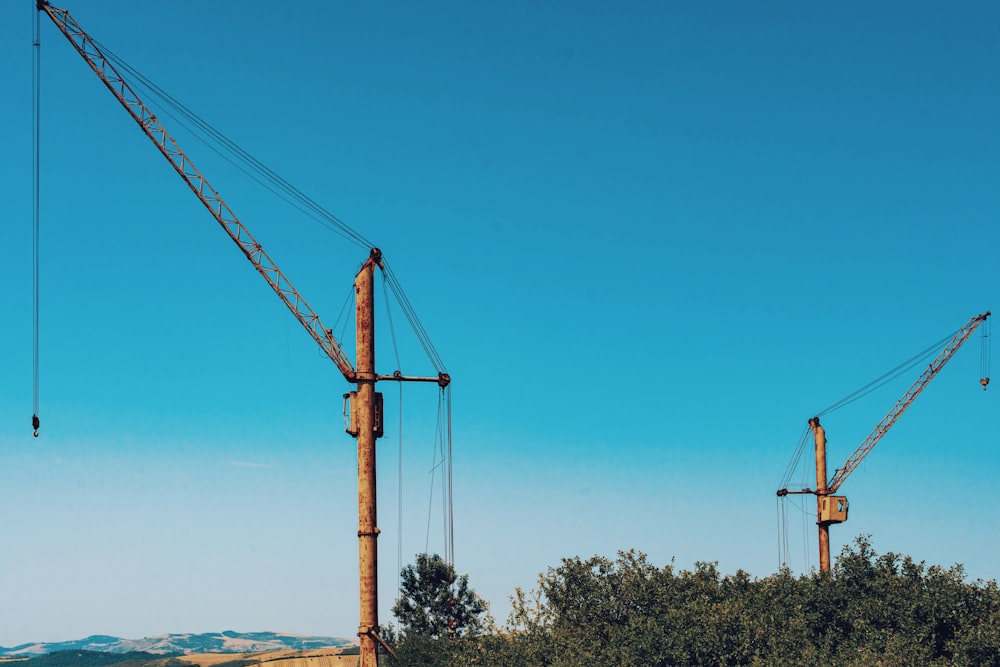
<box><xmin>378</xmin><ymin>271</ymin><xmax>455</xmax><ymax>576</ymax></box>
<box><xmin>380</xmin><ymin>275</ymin><xmax>405</xmax><ymax>597</ymax></box>
<box><xmin>380</xmin><ymin>260</ymin><xmax>447</xmax><ymax>376</ymax></box>
<box><xmin>423</xmin><ymin>387</ymin><xmax>454</xmax><ymax>566</ymax></box>
<box><xmin>31</xmin><ymin>5</ymin><xmax>42</xmax><ymax>438</ymax></box>
<box><xmin>98</xmin><ymin>39</ymin><xmax>452</xmax><ymax>382</ymax></box>
<box><xmin>814</xmin><ymin>328</ymin><xmax>962</xmax><ymax>418</ymax></box>
<box><xmin>981</xmin><ymin>316</ymin><xmax>992</xmax><ymax>389</ymax></box>
<box><xmin>91</xmin><ymin>39</ymin><xmax>373</xmax><ymax>251</ymax></box>
<box><xmin>91</xmin><ymin>37</ymin><xmax>451</xmax><ymax>384</ymax></box>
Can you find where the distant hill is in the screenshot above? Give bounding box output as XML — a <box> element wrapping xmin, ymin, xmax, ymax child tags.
<box><xmin>0</xmin><ymin>650</ymin><xmax>177</xmax><ymax>667</ymax></box>
<box><xmin>0</xmin><ymin>633</ymin><xmax>354</xmax><ymax>658</ymax></box>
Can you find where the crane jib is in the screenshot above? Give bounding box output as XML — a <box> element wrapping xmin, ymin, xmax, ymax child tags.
<box><xmin>827</xmin><ymin>311</ymin><xmax>990</xmax><ymax>493</ymax></box>
<box><xmin>38</xmin><ymin>0</ymin><xmax>358</xmax><ymax>383</ymax></box>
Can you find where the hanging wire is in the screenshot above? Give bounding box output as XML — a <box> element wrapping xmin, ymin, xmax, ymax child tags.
<box><xmin>382</xmin><ymin>276</ymin><xmax>402</xmax><ymax>372</ymax></box>
<box><xmin>378</xmin><ymin>270</ymin><xmax>407</xmax><ymax>597</ymax></box>
<box><xmin>378</xmin><ymin>259</ymin><xmax>454</xmax><ymax>563</ymax></box>
<box><xmin>380</xmin><ymin>260</ymin><xmax>447</xmax><ymax>375</ymax></box>
<box><xmin>423</xmin><ymin>387</ymin><xmax>455</xmax><ymax>563</ymax></box>
<box><xmin>424</xmin><ymin>429</ymin><xmax>440</xmax><ymax>555</ymax></box>
<box><xmin>445</xmin><ymin>385</ymin><xmax>454</xmax><ymax>566</ymax></box>
<box><xmin>396</xmin><ymin>382</ymin><xmax>404</xmax><ymax>601</ymax></box>
<box><xmin>435</xmin><ymin>387</ymin><xmax>455</xmax><ymax>566</ymax></box>
<box><xmin>434</xmin><ymin>401</ymin><xmax>451</xmax><ymax>563</ymax></box>
<box><xmin>981</xmin><ymin>316</ymin><xmax>991</xmax><ymax>388</ymax></box>
<box><xmin>31</xmin><ymin>4</ymin><xmax>42</xmax><ymax>438</ymax></box>
<box><xmin>776</xmin><ymin>497</ymin><xmax>784</xmax><ymax>569</ymax></box>
<box><xmin>778</xmin><ymin>425</ymin><xmax>812</xmax><ymax>491</ymax></box>
<box><xmin>800</xmin><ymin>496</ymin><xmax>811</xmax><ymax>572</ymax></box>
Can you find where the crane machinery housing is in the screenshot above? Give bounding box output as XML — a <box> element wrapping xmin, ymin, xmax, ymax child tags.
<box><xmin>777</xmin><ymin>311</ymin><xmax>991</xmax><ymax>573</ymax></box>
<box><xmin>36</xmin><ymin>2</ymin><xmax>451</xmax><ymax>665</ymax></box>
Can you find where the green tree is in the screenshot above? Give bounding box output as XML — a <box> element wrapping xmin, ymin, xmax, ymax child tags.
<box><xmin>392</xmin><ymin>553</ymin><xmax>487</xmax><ymax>640</ymax></box>
<box><xmin>382</xmin><ymin>538</ymin><xmax>1000</xmax><ymax>666</ymax></box>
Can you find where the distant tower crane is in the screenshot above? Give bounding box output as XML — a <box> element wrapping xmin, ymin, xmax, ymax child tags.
<box><xmin>777</xmin><ymin>311</ymin><xmax>990</xmax><ymax>573</ymax></box>
<box><xmin>37</xmin><ymin>3</ymin><xmax>450</xmax><ymax>665</ymax></box>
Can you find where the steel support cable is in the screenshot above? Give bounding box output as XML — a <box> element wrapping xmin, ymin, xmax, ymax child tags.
<box><xmin>382</xmin><ymin>264</ymin><xmax>443</xmax><ymax>372</ymax></box>
<box><xmin>801</xmin><ymin>495</ymin><xmax>811</xmax><ymax>572</ymax></box>
<box><xmin>379</xmin><ymin>271</ymin><xmax>406</xmax><ymax>590</ymax></box>
<box><xmin>423</xmin><ymin>392</ymin><xmax>452</xmax><ymax>558</ymax></box>
<box><xmin>782</xmin><ymin>499</ymin><xmax>791</xmax><ymax>569</ymax></box>
<box><xmin>777</xmin><ymin>496</ymin><xmax>788</xmax><ymax>568</ymax></box>
<box><xmin>326</xmin><ymin>284</ymin><xmax>356</xmax><ymax>360</ymax></box>
<box><xmin>430</xmin><ymin>388</ymin><xmax>452</xmax><ymax>563</ymax></box>
<box><xmin>439</xmin><ymin>401</ymin><xmax>448</xmax><ymax>562</ymax></box>
<box><xmin>31</xmin><ymin>7</ymin><xmax>42</xmax><ymax>438</ymax></box>
<box><xmin>385</xmin><ymin>250</ymin><xmax>453</xmax><ymax>564</ymax></box>
<box><xmin>814</xmin><ymin>330</ymin><xmax>959</xmax><ymax>418</ymax></box>
<box><xmin>779</xmin><ymin>426</ymin><xmax>812</xmax><ymax>490</ymax></box>
<box><xmin>396</xmin><ymin>381</ymin><xmax>404</xmax><ymax>600</ymax></box>
<box><xmin>93</xmin><ymin>40</ymin><xmax>372</xmax><ymax>250</ymax></box>
<box><xmin>445</xmin><ymin>384</ymin><xmax>454</xmax><ymax>566</ymax></box>
<box><xmin>105</xmin><ymin>49</ymin><xmax>369</xmax><ymax>247</ymax></box>
<box><xmin>981</xmin><ymin>317</ymin><xmax>991</xmax><ymax>384</ymax></box>
<box><xmin>380</xmin><ymin>260</ymin><xmax>446</xmax><ymax>374</ymax></box>
<box><xmin>381</xmin><ymin>276</ymin><xmax>403</xmax><ymax>371</ymax></box>
<box><xmin>423</xmin><ymin>434</ymin><xmax>440</xmax><ymax>555</ymax></box>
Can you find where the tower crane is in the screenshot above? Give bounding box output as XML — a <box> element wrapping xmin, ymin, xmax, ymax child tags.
<box><xmin>777</xmin><ymin>311</ymin><xmax>990</xmax><ymax>573</ymax></box>
<box><xmin>36</xmin><ymin>3</ymin><xmax>448</xmax><ymax>664</ymax></box>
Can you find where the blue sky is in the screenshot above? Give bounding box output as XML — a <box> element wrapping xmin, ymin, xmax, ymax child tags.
<box><xmin>1</xmin><ymin>0</ymin><xmax>998</xmax><ymax>647</ymax></box>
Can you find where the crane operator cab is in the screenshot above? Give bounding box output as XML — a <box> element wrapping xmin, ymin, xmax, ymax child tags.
<box><xmin>819</xmin><ymin>495</ymin><xmax>849</xmax><ymax>524</ymax></box>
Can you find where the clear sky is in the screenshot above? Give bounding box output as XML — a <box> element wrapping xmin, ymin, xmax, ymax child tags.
<box><xmin>1</xmin><ymin>0</ymin><xmax>998</xmax><ymax>647</ymax></box>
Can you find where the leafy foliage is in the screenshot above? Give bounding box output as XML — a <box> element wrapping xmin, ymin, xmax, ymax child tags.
<box><xmin>389</xmin><ymin>537</ymin><xmax>1000</xmax><ymax>666</ymax></box>
<box><xmin>391</xmin><ymin>553</ymin><xmax>487</xmax><ymax>641</ymax></box>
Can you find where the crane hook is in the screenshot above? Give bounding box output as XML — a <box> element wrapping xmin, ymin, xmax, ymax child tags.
<box><xmin>32</xmin><ymin>414</ymin><xmax>40</xmax><ymax>438</ymax></box>
<box><xmin>981</xmin><ymin>377</ymin><xmax>990</xmax><ymax>390</ymax></box>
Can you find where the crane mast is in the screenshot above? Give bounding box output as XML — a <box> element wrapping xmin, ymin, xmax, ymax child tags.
<box><xmin>36</xmin><ymin>3</ymin><xmax>454</xmax><ymax>664</ymax></box>
<box><xmin>778</xmin><ymin>311</ymin><xmax>991</xmax><ymax>573</ymax></box>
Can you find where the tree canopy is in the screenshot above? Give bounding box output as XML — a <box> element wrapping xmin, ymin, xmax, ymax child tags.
<box><xmin>387</xmin><ymin>537</ymin><xmax>1000</xmax><ymax>666</ymax></box>
<box><xmin>391</xmin><ymin>553</ymin><xmax>486</xmax><ymax>640</ymax></box>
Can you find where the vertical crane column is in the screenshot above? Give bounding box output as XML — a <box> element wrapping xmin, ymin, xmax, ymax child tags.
<box><xmin>811</xmin><ymin>417</ymin><xmax>832</xmax><ymax>573</ymax></box>
<box><xmin>356</xmin><ymin>248</ymin><xmax>381</xmax><ymax>667</ymax></box>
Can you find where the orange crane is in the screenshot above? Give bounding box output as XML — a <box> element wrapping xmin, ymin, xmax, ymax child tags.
<box><xmin>37</xmin><ymin>3</ymin><xmax>448</xmax><ymax>664</ymax></box>
<box><xmin>777</xmin><ymin>311</ymin><xmax>990</xmax><ymax>573</ymax></box>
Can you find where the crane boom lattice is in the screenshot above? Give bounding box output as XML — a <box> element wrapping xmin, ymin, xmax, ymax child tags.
<box><xmin>828</xmin><ymin>311</ymin><xmax>990</xmax><ymax>492</ymax></box>
<box><xmin>37</xmin><ymin>0</ymin><xmax>357</xmax><ymax>382</ymax></box>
